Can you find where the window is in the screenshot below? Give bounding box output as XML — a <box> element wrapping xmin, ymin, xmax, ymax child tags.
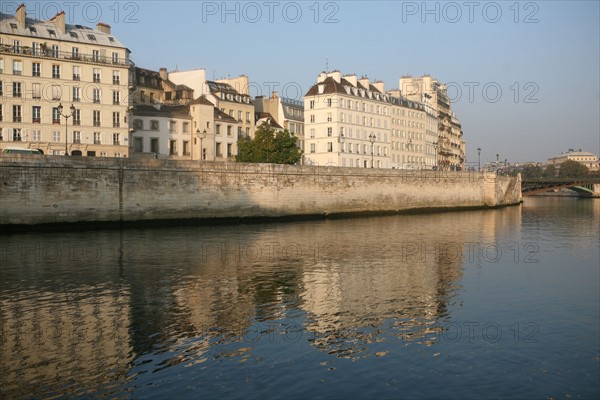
<box><xmin>246</xmin><ymin>112</ymin><xmax>250</xmax><ymax>122</ymax></box>
<box><xmin>69</xmin><ymin>31</ymin><xmax>78</xmax><ymax>38</ymax></box>
<box><xmin>93</xmin><ymin>88</ymin><xmax>101</xmax><ymax>103</ymax></box>
<box><xmin>112</xmin><ymin>52</ymin><xmax>119</xmax><ymax>64</ymax></box>
<box><xmin>13</xmin><ymin>39</ymin><xmax>21</xmax><ymax>52</ymax></box>
<box><xmin>169</xmin><ymin>140</ymin><xmax>177</xmax><ymax>155</ymax></box>
<box><xmin>327</xmin><ymin>98</ymin><xmax>332</xmax><ymax>107</ymax></box>
<box><xmin>182</xmin><ymin>122</ymin><xmax>188</xmax><ymax>133</ymax></box>
<box><xmin>134</xmin><ymin>137</ymin><xmax>143</xmax><ymax>152</ymax></box>
<box><xmin>72</xmin><ymin>87</ymin><xmax>80</xmax><ymax>102</ymax></box>
<box><xmin>310</xmin><ymin>143</ymin><xmax>315</xmax><ymax>153</ymax></box>
<box><xmin>216</xmin><ymin>142</ymin><xmax>222</xmax><ymax>157</ymax></box>
<box><xmin>52</xmin><ymin>64</ymin><xmax>60</xmax><ymax>79</ymax></box>
<box><xmin>31</xmin><ymin>83</ymin><xmax>42</xmax><ymax>99</ymax></box>
<box><xmin>150</xmin><ymin>138</ymin><xmax>159</xmax><ymax>153</ymax></box>
<box><xmin>72</xmin><ymin>131</ymin><xmax>81</xmax><ymax>144</ymax></box>
<box><xmin>52</xmin><ymin>131</ymin><xmax>61</xmax><ymax>142</ymax></box>
<box><xmin>13</xmin><ymin>128</ymin><xmax>22</xmax><ymax>141</ymax></box>
<box><xmin>183</xmin><ymin>141</ymin><xmax>190</xmax><ymax>156</ymax></box>
<box><xmin>93</xmin><ymin>68</ymin><xmax>100</xmax><ymax>83</ymax></box>
<box><xmin>113</xmin><ymin>133</ymin><xmax>120</xmax><ymax>145</ymax></box>
<box><xmin>93</xmin><ymin>132</ymin><xmax>101</xmax><ymax>144</ymax></box>
<box><xmin>32</xmin><ymin>106</ymin><xmax>41</xmax><ymax>123</ymax></box>
<box><xmin>93</xmin><ymin>110</ymin><xmax>101</xmax><ymax>127</ymax></box>
<box><xmin>12</xmin><ymin>82</ymin><xmax>21</xmax><ymax>97</ymax></box>
<box><xmin>51</xmin><ymin>45</ymin><xmax>59</xmax><ymax>58</ymax></box>
<box><xmin>133</xmin><ymin>119</ymin><xmax>143</xmax><ymax>129</ymax></box>
<box><xmin>216</xmin><ymin>124</ymin><xmax>221</xmax><ymax>135</ymax></box>
<box><xmin>48</xmin><ymin>29</ymin><xmax>56</xmax><ymax>37</ymax></box>
<box><xmin>92</xmin><ymin>50</ymin><xmax>99</xmax><ymax>62</ymax></box>
<box><xmin>227</xmin><ymin>125</ymin><xmax>232</xmax><ymax>136</ymax></box>
<box><xmin>169</xmin><ymin>121</ymin><xmax>176</xmax><ymax>133</ymax></box>
<box><xmin>327</xmin><ymin>127</ymin><xmax>332</xmax><ymax>137</ymax></box>
<box><xmin>52</xmin><ymin>107</ymin><xmax>60</xmax><ymax>124</ymax></box>
<box><xmin>88</xmin><ymin>34</ymin><xmax>97</xmax><ymax>42</ymax></box>
<box><xmin>310</xmin><ymin>115</ymin><xmax>315</xmax><ymax>123</ymax></box>
<box><xmin>113</xmin><ymin>90</ymin><xmax>120</xmax><ymax>104</ymax></box>
<box><xmin>112</xmin><ymin>70</ymin><xmax>120</xmax><ymax>85</ymax></box>
<box><xmin>0</xmin><ymin>59</ymin><xmax>4</xmax><ymax>74</ymax></box>
<box><xmin>113</xmin><ymin>112</ymin><xmax>120</xmax><ymax>127</ymax></box>
<box><xmin>32</xmin><ymin>42</ymin><xmax>40</xmax><ymax>55</ymax></box>
<box><xmin>52</xmin><ymin>85</ymin><xmax>61</xmax><ymax>100</ymax></box>
<box><xmin>151</xmin><ymin>120</ymin><xmax>159</xmax><ymax>130</ymax></box>
<box><xmin>13</xmin><ymin>60</ymin><xmax>22</xmax><ymax>75</ymax></box>
<box><xmin>72</xmin><ymin>47</ymin><xmax>79</xmax><ymax>59</ymax></box>
<box><xmin>32</xmin><ymin>62</ymin><xmax>40</xmax><ymax>77</ymax></box>
<box><xmin>327</xmin><ymin>113</ymin><xmax>332</xmax><ymax>122</ymax></box>
<box><xmin>309</xmin><ymin>100</ymin><xmax>314</xmax><ymax>109</ymax></box>
<box><xmin>73</xmin><ymin>65</ymin><xmax>80</xmax><ymax>81</ymax></box>
<box><xmin>72</xmin><ymin>109</ymin><xmax>81</xmax><ymax>126</ymax></box>
<box><xmin>327</xmin><ymin>142</ymin><xmax>333</xmax><ymax>152</ymax></box>
<box><xmin>227</xmin><ymin>143</ymin><xmax>233</xmax><ymax>157</ymax></box>
<box><xmin>13</xmin><ymin>105</ymin><xmax>22</xmax><ymax>122</ymax></box>
<box><xmin>310</xmin><ymin>129</ymin><xmax>315</xmax><ymax>138</ymax></box>
<box><xmin>140</xmin><ymin>90</ymin><xmax>146</xmax><ymax>102</ymax></box>
<box><xmin>0</xmin><ymin>80</ymin><xmax>2</xmax><ymax>97</ymax></box>
<box><xmin>32</xmin><ymin>130</ymin><xmax>41</xmax><ymax>141</ymax></box>
<box><xmin>149</xmin><ymin>92</ymin><xmax>155</xmax><ymax>103</ymax></box>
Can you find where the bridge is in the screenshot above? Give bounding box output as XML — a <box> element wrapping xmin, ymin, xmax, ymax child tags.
<box><xmin>521</xmin><ymin>177</ymin><xmax>600</xmax><ymax>197</ymax></box>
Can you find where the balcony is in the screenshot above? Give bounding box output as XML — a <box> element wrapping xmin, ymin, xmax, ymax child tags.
<box><xmin>93</xmin><ymin>99</ymin><xmax>101</xmax><ymax>104</ymax></box>
<box><xmin>113</xmin><ymin>78</ymin><xmax>120</xmax><ymax>85</ymax></box>
<box><xmin>0</xmin><ymin>44</ymin><xmax>134</xmax><ymax>67</ymax></box>
<box><xmin>73</xmin><ymin>120</ymin><xmax>81</xmax><ymax>126</ymax></box>
<box><xmin>53</xmin><ymin>119</ymin><xmax>60</xmax><ymax>124</ymax></box>
<box><xmin>32</xmin><ymin>118</ymin><xmax>40</xmax><ymax>124</ymax></box>
<box><xmin>13</xmin><ymin>117</ymin><xmax>22</xmax><ymax>122</ymax></box>
<box><xmin>93</xmin><ymin>121</ymin><xmax>101</xmax><ymax>127</ymax></box>
<box><xmin>73</xmin><ymin>75</ymin><xmax>80</xmax><ymax>81</ymax></box>
<box><xmin>113</xmin><ymin>122</ymin><xmax>120</xmax><ymax>128</ymax></box>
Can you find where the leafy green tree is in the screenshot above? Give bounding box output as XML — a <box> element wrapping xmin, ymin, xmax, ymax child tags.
<box><xmin>558</xmin><ymin>159</ymin><xmax>589</xmax><ymax>178</ymax></box>
<box><xmin>236</xmin><ymin>124</ymin><xmax>303</xmax><ymax>164</ymax></box>
<box><xmin>543</xmin><ymin>164</ymin><xmax>557</xmax><ymax>178</ymax></box>
<box><xmin>521</xmin><ymin>165</ymin><xmax>543</xmax><ymax>179</ymax></box>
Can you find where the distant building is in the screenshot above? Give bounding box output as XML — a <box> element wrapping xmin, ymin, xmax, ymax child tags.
<box><xmin>0</xmin><ymin>5</ymin><xmax>133</xmax><ymax>157</ymax></box>
<box><xmin>547</xmin><ymin>149</ymin><xmax>599</xmax><ymax>172</ymax></box>
<box><xmin>400</xmin><ymin>75</ymin><xmax>466</xmax><ymax>170</ymax></box>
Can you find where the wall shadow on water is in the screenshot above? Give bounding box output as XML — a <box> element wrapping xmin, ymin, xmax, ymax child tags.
<box><xmin>0</xmin><ymin>205</ymin><xmax>522</xmax><ymax>398</ymax></box>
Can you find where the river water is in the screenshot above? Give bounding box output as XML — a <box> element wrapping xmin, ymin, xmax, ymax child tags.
<box><xmin>1</xmin><ymin>197</ymin><xmax>598</xmax><ymax>399</ymax></box>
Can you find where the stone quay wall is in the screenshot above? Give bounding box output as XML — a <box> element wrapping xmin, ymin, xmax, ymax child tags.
<box><xmin>0</xmin><ymin>156</ymin><xmax>522</xmax><ymax>226</ymax></box>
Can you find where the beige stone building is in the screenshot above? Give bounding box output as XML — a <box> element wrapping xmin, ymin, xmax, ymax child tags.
<box><xmin>400</xmin><ymin>75</ymin><xmax>466</xmax><ymax>170</ymax></box>
<box><xmin>0</xmin><ymin>5</ymin><xmax>132</xmax><ymax>156</ymax></box>
<box><xmin>303</xmin><ymin>70</ymin><xmax>444</xmax><ymax>169</ymax></box>
<box><xmin>205</xmin><ymin>79</ymin><xmax>255</xmax><ymax>140</ymax></box>
<box><xmin>547</xmin><ymin>149</ymin><xmax>599</xmax><ymax>172</ymax></box>
<box><xmin>304</xmin><ymin>71</ymin><xmax>392</xmax><ymax>168</ymax></box>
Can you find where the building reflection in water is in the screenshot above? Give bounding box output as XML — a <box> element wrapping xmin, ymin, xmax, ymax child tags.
<box><xmin>0</xmin><ymin>206</ymin><xmax>522</xmax><ymax>397</ymax></box>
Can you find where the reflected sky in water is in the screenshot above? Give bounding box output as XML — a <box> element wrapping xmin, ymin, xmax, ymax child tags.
<box><xmin>1</xmin><ymin>198</ymin><xmax>598</xmax><ymax>399</ymax></box>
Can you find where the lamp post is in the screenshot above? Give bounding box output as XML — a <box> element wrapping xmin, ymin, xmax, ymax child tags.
<box><xmin>496</xmin><ymin>153</ymin><xmax>499</xmax><ymax>163</ymax></box>
<box><xmin>58</xmin><ymin>103</ymin><xmax>75</xmax><ymax>156</ymax></box>
<box><xmin>477</xmin><ymin>147</ymin><xmax>481</xmax><ymax>171</ymax></box>
<box><xmin>369</xmin><ymin>133</ymin><xmax>376</xmax><ymax>168</ymax></box>
<box><xmin>196</xmin><ymin>129</ymin><xmax>206</xmax><ymax>161</ymax></box>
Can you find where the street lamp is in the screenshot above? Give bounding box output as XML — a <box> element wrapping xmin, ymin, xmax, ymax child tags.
<box><xmin>196</xmin><ymin>129</ymin><xmax>206</xmax><ymax>161</ymax></box>
<box><xmin>58</xmin><ymin>103</ymin><xmax>75</xmax><ymax>156</ymax></box>
<box><xmin>369</xmin><ymin>133</ymin><xmax>376</xmax><ymax>168</ymax></box>
<box><xmin>496</xmin><ymin>153</ymin><xmax>499</xmax><ymax>163</ymax></box>
<box><xmin>477</xmin><ymin>147</ymin><xmax>481</xmax><ymax>171</ymax></box>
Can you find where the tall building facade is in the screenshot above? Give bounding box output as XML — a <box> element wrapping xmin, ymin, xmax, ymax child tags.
<box><xmin>303</xmin><ymin>71</ymin><xmax>444</xmax><ymax>169</ymax></box>
<box><xmin>400</xmin><ymin>75</ymin><xmax>466</xmax><ymax>170</ymax></box>
<box><xmin>0</xmin><ymin>5</ymin><xmax>133</xmax><ymax>156</ymax></box>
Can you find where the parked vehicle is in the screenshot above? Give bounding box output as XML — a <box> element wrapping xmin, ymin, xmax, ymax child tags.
<box><xmin>1</xmin><ymin>147</ymin><xmax>43</xmax><ymax>155</ymax></box>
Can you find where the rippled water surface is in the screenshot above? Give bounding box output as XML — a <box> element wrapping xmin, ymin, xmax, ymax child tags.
<box><xmin>1</xmin><ymin>197</ymin><xmax>599</xmax><ymax>399</ymax></box>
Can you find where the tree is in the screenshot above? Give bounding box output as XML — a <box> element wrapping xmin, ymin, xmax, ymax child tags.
<box><xmin>521</xmin><ymin>164</ymin><xmax>543</xmax><ymax>179</ymax></box>
<box><xmin>543</xmin><ymin>164</ymin><xmax>557</xmax><ymax>178</ymax></box>
<box><xmin>236</xmin><ymin>124</ymin><xmax>303</xmax><ymax>164</ymax></box>
<box><xmin>558</xmin><ymin>159</ymin><xmax>589</xmax><ymax>178</ymax></box>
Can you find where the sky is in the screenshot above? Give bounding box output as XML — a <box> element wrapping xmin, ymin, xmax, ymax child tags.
<box><xmin>7</xmin><ymin>0</ymin><xmax>600</xmax><ymax>164</ymax></box>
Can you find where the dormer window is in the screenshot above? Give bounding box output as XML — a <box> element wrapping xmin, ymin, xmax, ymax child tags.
<box><xmin>87</xmin><ymin>34</ymin><xmax>96</xmax><ymax>41</ymax></box>
<box><xmin>29</xmin><ymin>27</ymin><xmax>38</xmax><ymax>35</ymax></box>
<box><xmin>48</xmin><ymin>29</ymin><xmax>56</xmax><ymax>37</ymax></box>
<box><xmin>69</xmin><ymin>31</ymin><xmax>78</xmax><ymax>38</ymax></box>
<box><xmin>10</xmin><ymin>23</ymin><xmax>17</xmax><ymax>30</ymax></box>
<box><xmin>108</xmin><ymin>37</ymin><xmax>115</xmax><ymax>43</ymax></box>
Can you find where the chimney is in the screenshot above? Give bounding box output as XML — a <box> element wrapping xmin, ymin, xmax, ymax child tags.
<box><xmin>344</xmin><ymin>74</ymin><xmax>357</xmax><ymax>87</ymax></box>
<box><xmin>270</xmin><ymin>91</ymin><xmax>279</xmax><ymax>100</ymax></box>
<box><xmin>96</xmin><ymin>22</ymin><xmax>111</xmax><ymax>34</ymax></box>
<box><xmin>373</xmin><ymin>80</ymin><xmax>385</xmax><ymax>93</ymax></box>
<box><xmin>159</xmin><ymin>68</ymin><xmax>168</xmax><ymax>81</ymax></box>
<box><xmin>359</xmin><ymin>77</ymin><xmax>370</xmax><ymax>90</ymax></box>
<box><xmin>317</xmin><ymin>72</ymin><xmax>328</xmax><ymax>83</ymax></box>
<box><xmin>50</xmin><ymin>11</ymin><xmax>66</xmax><ymax>35</ymax></box>
<box><xmin>327</xmin><ymin>70</ymin><xmax>341</xmax><ymax>83</ymax></box>
<box><xmin>16</xmin><ymin>3</ymin><xmax>26</xmax><ymax>28</ymax></box>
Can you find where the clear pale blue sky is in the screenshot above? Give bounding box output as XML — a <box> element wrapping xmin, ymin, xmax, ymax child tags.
<box><xmin>11</xmin><ymin>0</ymin><xmax>600</xmax><ymax>164</ymax></box>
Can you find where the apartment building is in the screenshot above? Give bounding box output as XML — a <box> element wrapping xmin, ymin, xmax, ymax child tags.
<box><xmin>0</xmin><ymin>5</ymin><xmax>132</xmax><ymax>156</ymax></box>
<box><xmin>400</xmin><ymin>75</ymin><xmax>466</xmax><ymax>170</ymax></box>
<box><xmin>304</xmin><ymin>71</ymin><xmax>392</xmax><ymax>168</ymax></box>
